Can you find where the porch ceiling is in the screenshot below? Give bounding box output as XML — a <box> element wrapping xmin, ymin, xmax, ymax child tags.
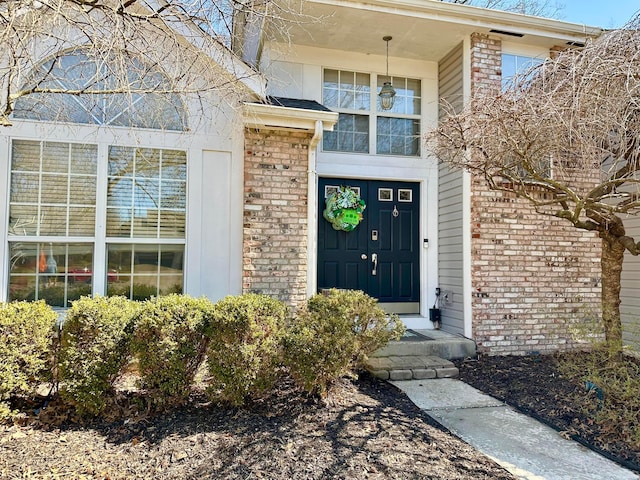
<box><xmin>271</xmin><ymin>0</ymin><xmax>602</xmax><ymax>62</ymax></box>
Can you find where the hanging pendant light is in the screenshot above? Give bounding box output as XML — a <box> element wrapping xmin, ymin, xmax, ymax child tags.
<box><xmin>379</xmin><ymin>35</ymin><xmax>396</xmax><ymax>111</ymax></box>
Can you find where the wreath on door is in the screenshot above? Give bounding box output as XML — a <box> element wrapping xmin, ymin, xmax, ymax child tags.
<box><xmin>323</xmin><ymin>186</ymin><xmax>366</xmax><ymax>232</ymax></box>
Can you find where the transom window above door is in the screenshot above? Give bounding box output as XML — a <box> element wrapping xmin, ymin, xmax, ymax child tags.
<box><xmin>322</xmin><ymin>69</ymin><xmax>421</xmax><ymax>156</ymax></box>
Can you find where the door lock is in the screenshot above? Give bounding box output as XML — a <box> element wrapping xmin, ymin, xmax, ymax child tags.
<box><xmin>361</xmin><ymin>253</ymin><xmax>368</xmax><ymax>260</ymax></box>
<box><xmin>371</xmin><ymin>253</ymin><xmax>378</xmax><ymax>276</ymax></box>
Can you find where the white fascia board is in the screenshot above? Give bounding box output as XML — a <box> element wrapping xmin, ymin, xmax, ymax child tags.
<box><xmin>309</xmin><ymin>0</ymin><xmax>602</xmax><ymax>40</ymax></box>
<box><xmin>243</xmin><ymin>103</ymin><xmax>338</xmax><ymax>132</ymax></box>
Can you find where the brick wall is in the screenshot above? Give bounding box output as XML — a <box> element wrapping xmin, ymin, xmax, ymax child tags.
<box><xmin>243</xmin><ymin>128</ymin><xmax>311</xmax><ymax>307</ymax></box>
<box><xmin>469</xmin><ymin>34</ymin><xmax>602</xmax><ymax>354</ymax></box>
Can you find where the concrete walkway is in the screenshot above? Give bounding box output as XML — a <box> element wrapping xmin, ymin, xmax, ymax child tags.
<box><xmin>391</xmin><ymin>379</ymin><xmax>639</xmax><ymax>480</ymax></box>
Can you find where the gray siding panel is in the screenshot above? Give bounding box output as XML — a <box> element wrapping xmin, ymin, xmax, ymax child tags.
<box><xmin>438</xmin><ymin>43</ymin><xmax>465</xmax><ymax>335</ymax></box>
<box><xmin>622</xmin><ymin>216</ymin><xmax>640</xmax><ymax>350</ymax></box>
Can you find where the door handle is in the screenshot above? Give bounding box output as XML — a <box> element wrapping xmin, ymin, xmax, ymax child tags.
<box><xmin>361</xmin><ymin>254</ymin><xmax>368</xmax><ymax>260</ymax></box>
<box><xmin>371</xmin><ymin>253</ymin><xmax>377</xmax><ymax>276</ymax></box>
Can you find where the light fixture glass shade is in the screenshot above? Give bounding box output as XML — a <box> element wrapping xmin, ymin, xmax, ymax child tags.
<box><xmin>379</xmin><ymin>81</ymin><xmax>396</xmax><ymax>110</ymax></box>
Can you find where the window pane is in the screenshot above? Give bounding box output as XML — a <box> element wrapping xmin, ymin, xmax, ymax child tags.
<box><xmin>323</xmin><ymin>131</ymin><xmax>337</xmax><ymax>151</ymax></box>
<box><xmin>106</xmin><ymin>207</ymin><xmax>132</xmax><ymax>237</ymax></box>
<box><xmin>159</xmin><ymin>211</ymin><xmax>186</xmax><ymax>238</ymax></box>
<box><xmin>10</xmin><ymin>173</ymin><xmax>39</xmax><ymax>203</ymax></box>
<box><xmin>106</xmin><ymin>243</ymin><xmax>183</xmax><ymax>300</ymax></box>
<box><xmin>11</xmin><ymin>140</ymin><xmax>40</xmax><ymax>171</ymax></box>
<box><xmin>42</xmin><ymin>142</ymin><xmax>69</xmax><ymax>173</ymax></box>
<box><xmin>377</xmin><ymin>76</ymin><xmax>421</xmax><ymax>115</ymax></box>
<box><xmin>135</xmin><ymin>148</ymin><xmax>161</xmax><ymax>178</ymax></box>
<box><xmin>10</xmin><ymin>140</ymin><xmax>97</xmax><ymax>237</ymax></box>
<box><xmin>109</xmin><ymin>146</ymin><xmax>135</xmax><ymax>177</ymax></box>
<box><xmin>41</xmin><ymin>174</ymin><xmax>68</xmax><ymax>204</ymax></box>
<box><xmin>13</xmin><ymin>50</ymin><xmax>188</xmax><ymax>131</ymax></box>
<box><xmin>107</xmin><ymin>146</ymin><xmax>186</xmax><ymax>239</ymax></box>
<box><xmin>69</xmin><ymin>176</ymin><xmax>97</xmax><ymax>204</ymax></box>
<box><xmin>339</xmin><ymin>71</ymin><xmax>354</xmax><ymax>90</ymax></box>
<box><xmin>502</xmin><ymin>54</ymin><xmax>544</xmax><ymax>90</ymax></box>
<box><xmin>323</xmin><ymin>113</ymin><xmax>369</xmax><ymax>153</ymax></box>
<box><xmin>160</xmin><ymin>181</ymin><xmax>186</xmax><ymax>209</ymax></box>
<box><xmin>376</xmin><ymin>118</ymin><xmax>420</xmax><ymax>156</ymax></box>
<box><xmin>68</xmin><ymin>207</ymin><xmax>96</xmax><ymax>236</ymax></box>
<box><xmin>339</xmin><ymin>90</ymin><xmax>355</xmax><ymax>109</ymax></box>
<box><xmin>107</xmin><ymin>178</ymin><xmax>133</xmax><ymax>207</ymax></box>
<box><xmin>162</xmin><ymin>150</ymin><xmax>187</xmax><ymax>181</ymax></box>
<box><xmin>70</xmin><ymin>144</ymin><xmax>98</xmax><ymax>174</ymax></box>
<box><xmin>324</xmin><ymin>69</ymin><xmax>339</xmax><ymax>88</ymax></box>
<box><xmin>323</xmin><ymin>88</ymin><xmax>338</xmax><ymax>108</ymax></box>
<box><xmin>40</xmin><ymin>206</ymin><xmax>68</xmax><ymax>235</ymax></box>
<box><xmin>8</xmin><ymin>205</ymin><xmax>38</xmax><ymax>236</ymax></box>
<box><xmin>8</xmin><ymin>242</ymin><xmax>93</xmax><ymax>307</ymax></box>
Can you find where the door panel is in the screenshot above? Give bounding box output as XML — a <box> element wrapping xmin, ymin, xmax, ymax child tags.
<box><xmin>317</xmin><ymin>178</ymin><xmax>420</xmax><ymax>311</ymax></box>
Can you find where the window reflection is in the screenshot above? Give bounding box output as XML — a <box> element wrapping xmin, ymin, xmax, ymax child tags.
<box><xmin>9</xmin><ymin>243</ymin><xmax>93</xmax><ymax>307</ymax></box>
<box><xmin>106</xmin><ymin>244</ymin><xmax>184</xmax><ymax>300</ymax></box>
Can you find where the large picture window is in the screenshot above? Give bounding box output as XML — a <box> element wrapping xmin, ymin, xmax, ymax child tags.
<box><xmin>322</xmin><ymin>69</ymin><xmax>421</xmax><ymax>156</ymax></box>
<box><xmin>7</xmin><ymin>140</ymin><xmax>186</xmax><ymax>306</ymax></box>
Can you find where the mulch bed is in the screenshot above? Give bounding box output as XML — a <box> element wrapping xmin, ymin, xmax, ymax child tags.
<box><xmin>0</xmin><ymin>374</ymin><xmax>515</xmax><ymax>480</ymax></box>
<box><xmin>456</xmin><ymin>353</ymin><xmax>640</xmax><ymax>472</ymax></box>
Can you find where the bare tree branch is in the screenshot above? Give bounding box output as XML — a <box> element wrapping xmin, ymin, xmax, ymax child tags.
<box><xmin>428</xmin><ymin>13</ymin><xmax>640</xmax><ymax>351</ymax></box>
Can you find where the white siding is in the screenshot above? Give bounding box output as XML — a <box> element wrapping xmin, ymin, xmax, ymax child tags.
<box><xmin>438</xmin><ymin>44</ymin><xmax>465</xmax><ymax>335</ymax></box>
<box><xmin>621</xmin><ymin>216</ymin><xmax>640</xmax><ymax>350</ymax></box>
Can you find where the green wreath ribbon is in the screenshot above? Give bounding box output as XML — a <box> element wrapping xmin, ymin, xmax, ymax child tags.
<box><xmin>323</xmin><ymin>186</ymin><xmax>366</xmax><ymax>232</ymax></box>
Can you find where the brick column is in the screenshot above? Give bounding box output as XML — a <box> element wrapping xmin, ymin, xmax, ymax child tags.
<box><xmin>243</xmin><ymin>128</ymin><xmax>312</xmax><ymax>308</ymax></box>
<box><xmin>468</xmin><ymin>34</ymin><xmax>602</xmax><ymax>354</ymax></box>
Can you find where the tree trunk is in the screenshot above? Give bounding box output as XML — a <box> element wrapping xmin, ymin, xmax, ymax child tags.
<box><xmin>600</xmin><ymin>238</ymin><xmax>625</xmax><ymax>354</ymax></box>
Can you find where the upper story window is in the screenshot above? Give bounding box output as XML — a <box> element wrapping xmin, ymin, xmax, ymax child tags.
<box><xmin>322</xmin><ymin>69</ymin><xmax>421</xmax><ymax>156</ymax></box>
<box><xmin>13</xmin><ymin>50</ymin><xmax>188</xmax><ymax>131</ymax></box>
<box><xmin>502</xmin><ymin>54</ymin><xmax>544</xmax><ymax>91</ymax></box>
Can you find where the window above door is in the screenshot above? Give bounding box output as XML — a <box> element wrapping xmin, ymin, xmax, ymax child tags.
<box><xmin>322</xmin><ymin>69</ymin><xmax>421</xmax><ymax>156</ymax></box>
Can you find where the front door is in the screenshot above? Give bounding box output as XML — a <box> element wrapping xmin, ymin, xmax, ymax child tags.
<box><xmin>317</xmin><ymin>178</ymin><xmax>420</xmax><ymax>314</ymax></box>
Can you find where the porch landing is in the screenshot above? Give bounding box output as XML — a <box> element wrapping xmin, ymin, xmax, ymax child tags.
<box><xmin>365</xmin><ymin>329</ymin><xmax>476</xmax><ymax>381</ymax></box>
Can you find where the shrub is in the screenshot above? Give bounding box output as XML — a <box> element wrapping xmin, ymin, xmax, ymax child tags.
<box><xmin>58</xmin><ymin>296</ymin><xmax>139</xmax><ymax>415</ymax></box>
<box><xmin>0</xmin><ymin>301</ymin><xmax>57</xmax><ymax>420</ymax></box>
<box><xmin>130</xmin><ymin>295</ymin><xmax>214</xmax><ymax>407</ymax></box>
<box><xmin>284</xmin><ymin>289</ymin><xmax>405</xmax><ymax>396</ymax></box>
<box><xmin>206</xmin><ymin>294</ymin><xmax>288</xmax><ymax>406</ymax></box>
<box><xmin>308</xmin><ymin>289</ymin><xmax>405</xmax><ymax>367</ymax></box>
<box><xmin>556</xmin><ymin>344</ymin><xmax>640</xmax><ymax>451</ymax></box>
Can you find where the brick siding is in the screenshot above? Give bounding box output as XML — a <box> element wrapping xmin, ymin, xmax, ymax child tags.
<box><xmin>243</xmin><ymin>128</ymin><xmax>311</xmax><ymax>307</ymax></box>
<box><xmin>469</xmin><ymin>33</ymin><xmax>602</xmax><ymax>354</ymax></box>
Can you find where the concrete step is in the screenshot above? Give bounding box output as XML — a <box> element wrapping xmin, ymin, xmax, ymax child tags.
<box><xmin>366</xmin><ymin>355</ymin><xmax>459</xmax><ymax>381</ymax></box>
<box><xmin>372</xmin><ymin>329</ymin><xmax>477</xmax><ymax>360</ymax></box>
<box><xmin>365</xmin><ymin>329</ymin><xmax>476</xmax><ymax>381</ymax></box>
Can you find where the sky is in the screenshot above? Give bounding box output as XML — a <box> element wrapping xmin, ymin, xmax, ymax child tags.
<box><xmin>559</xmin><ymin>0</ymin><xmax>639</xmax><ymax>29</ymax></box>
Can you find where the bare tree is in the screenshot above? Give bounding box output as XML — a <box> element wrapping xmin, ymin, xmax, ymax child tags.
<box><xmin>0</xmin><ymin>0</ymin><xmax>304</xmax><ymax>128</ymax></box>
<box><xmin>441</xmin><ymin>0</ymin><xmax>563</xmax><ymax>19</ymax></box>
<box><xmin>428</xmin><ymin>15</ymin><xmax>640</xmax><ymax>353</ymax></box>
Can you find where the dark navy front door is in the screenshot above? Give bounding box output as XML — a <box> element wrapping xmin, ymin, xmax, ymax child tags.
<box><xmin>317</xmin><ymin>178</ymin><xmax>420</xmax><ymax>313</ymax></box>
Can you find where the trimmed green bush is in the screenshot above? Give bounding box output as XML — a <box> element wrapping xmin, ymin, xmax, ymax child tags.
<box><xmin>284</xmin><ymin>289</ymin><xmax>405</xmax><ymax>396</ymax></box>
<box><xmin>0</xmin><ymin>301</ymin><xmax>57</xmax><ymax>420</ymax></box>
<box><xmin>131</xmin><ymin>295</ymin><xmax>214</xmax><ymax>407</ymax></box>
<box><xmin>58</xmin><ymin>296</ymin><xmax>139</xmax><ymax>415</ymax></box>
<box><xmin>206</xmin><ymin>294</ymin><xmax>288</xmax><ymax>406</ymax></box>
